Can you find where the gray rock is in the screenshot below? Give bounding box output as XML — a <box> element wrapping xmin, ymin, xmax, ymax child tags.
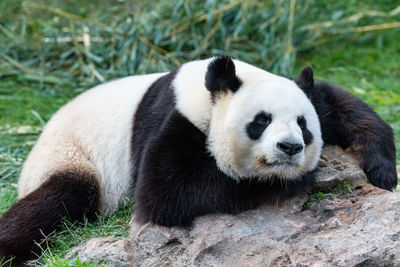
<box><xmin>65</xmin><ymin>237</ymin><xmax>133</xmax><ymax>266</ymax></box>
<box><xmin>314</xmin><ymin>146</ymin><xmax>367</xmax><ymax>190</ymax></box>
<box><xmin>68</xmin><ymin>146</ymin><xmax>400</xmax><ymax>266</ymax></box>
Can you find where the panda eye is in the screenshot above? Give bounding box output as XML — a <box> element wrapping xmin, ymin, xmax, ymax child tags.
<box><xmin>246</xmin><ymin>112</ymin><xmax>272</xmax><ymax>140</ymax></box>
<box><xmin>297</xmin><ymin>116</ymin><xmax>306</xmax><ymax>129</ymax></box>
<box><xmin>255</xmin><ymin>114</ymin><xmax>271</xmax><ymax>126</ymax></box>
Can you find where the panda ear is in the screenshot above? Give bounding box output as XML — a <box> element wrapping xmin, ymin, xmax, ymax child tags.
<box><xmin>205</xmin><ymin>56</ymin><xmax>242</xmax><ymax>97</ymax></box>
<box><xmin>295</xmin><ymin>66</ymin><xmax>314</xmax><ymax>97</ymax></box>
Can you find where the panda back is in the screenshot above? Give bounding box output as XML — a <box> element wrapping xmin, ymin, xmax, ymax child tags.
<box><xmin>18</xmin><ymin>73</ymin><xmax>165</xmax><ymax>214</ymax></box>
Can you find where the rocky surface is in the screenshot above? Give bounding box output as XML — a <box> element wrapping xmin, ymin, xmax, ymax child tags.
<box><xmin>67</xmin><ymin>146</ymin><xmax>400</xmax><ymax>266</ymax></box>
<box><xmin>66</xmin><ymin>238</ymin><xmax>131</xmax><ymax>266</ymax></box>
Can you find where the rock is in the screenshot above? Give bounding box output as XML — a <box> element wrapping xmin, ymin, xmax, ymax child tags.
<box><xmin>314</xmin><ymin>145</ymin><xmax>367</xmax><ymax>190</ymax></box>
<box><xmin>65</xmin><ymin>237</ymin><xmax>132</xmax><ymax>266</ymax></box>
<box><xmin>129</xmin><ymin>187</ymin><xmax>400</xmax><ymax>266</ymax></box>
<box><xmin>68</xmin><ymin>146</ymin><xmax>400</xmax><ymax>266</ymax></box>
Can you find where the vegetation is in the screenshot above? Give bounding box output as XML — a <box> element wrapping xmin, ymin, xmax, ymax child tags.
<box><xmin>0</xmin><ymin>0</ymin><xmax>399</xmax><ymax>262</ymax></box>
<box><xmin>302</xmin><ymin>180</ymin><xmax>353</xmax><ymax>210</ymax></box>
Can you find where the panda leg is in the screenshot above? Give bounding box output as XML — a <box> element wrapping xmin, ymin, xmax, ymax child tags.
<box><xmin>296</xmin><ymin>67</ymin><xmax>397</xmax><ymax>191</ymax></box>
<box><xmin>312</xmin><ymin>83</ymin><xmax>397</xmax><ymax>191</ymax></box>
<box><xmin>0</xmin><ymin>170</ymin><xmax>99</xmax><ymax>266</ymax></box>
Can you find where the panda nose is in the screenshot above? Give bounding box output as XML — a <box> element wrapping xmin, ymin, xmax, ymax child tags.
<box><xmin>277</xmin><ymin>142</ymin><xmax>303</xmax><ymax>156</ymax></box>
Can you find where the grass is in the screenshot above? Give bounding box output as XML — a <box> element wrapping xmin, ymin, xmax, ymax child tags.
<box><xmin>302</xmin><ymin>181</ymin><xmax>353</xmax><ymax>210</ymax></box>
<box><xmin>0</xmin><ymin>0</ymin><xmax>399</xmax><ymax>263</ymax></box>
<box><xmin>40</xmin><ymin>200</ymin><xmax>132</xmax><ymax>265</ymax></box>
<box><xmin>1</xmin><ymin>256</ymin><xmax>103</xmax><ymax>267</ymax></box>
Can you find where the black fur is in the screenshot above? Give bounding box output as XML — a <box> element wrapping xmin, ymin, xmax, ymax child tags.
<box><xmin>0</xmin><ymin>171</ymin><xmax>99</xmax><ymax>266</ymax></box>
<box><xmin>134</xmin><ymin>110</ymin><xmax>315</xmax><ymax>227</ymax></box>
<box><xmin>295</xmin><ymin>66</ymin><xmax>314</xmax><ymax>97</ymax></box>
<box><xmin>205</xmin><ymin>56</ymin><xmax>242</xmax><ymax>98</ymax></box>
<box><xmin>246</xmin><ymin>112</ymin><xmax>272</xmax><ymax>140</ymax></box>
<box><xmin>132</xmin><ymin>68</ymin><xmax>315</xmax><ymax>227</ymax></box>
<box><xmin>295</xmin><ymin>67</ymin><xmax>397</xmax><ymax>190</ymax></box>
<box><xmin>301</xmin><ymin>127</ymin><xmax>313</xmax><ymax>146</ymax></box>
<box><xmin>131</xmin><ymin>67</ymin><xmax>180</xmax><ymax>187</ymax></box>
<box><xmin>297</xmin><ymin>116</ymin><xmax>313</xmax><ymax>146</ymax></box>
<box><xmin>132</xmin><ymin>62</ymin><xmax>397</xmax><ymax>229</ymax></box>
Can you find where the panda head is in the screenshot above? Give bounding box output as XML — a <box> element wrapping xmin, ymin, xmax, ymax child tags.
<box><xmin>205</xmin><ymin>56</ymin><xmax>323</xmax><ymax>181</ymax></box>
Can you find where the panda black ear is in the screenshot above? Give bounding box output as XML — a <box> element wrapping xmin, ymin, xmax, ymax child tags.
<box><xmin>295</xmin><ymin>66</ymin><xmax>314</xmax><ymax>97</ymax></box>
<box><xmin>205</xmin><ymin>56</ymin><xmax>242</xmax><ymax>97</ymax></box>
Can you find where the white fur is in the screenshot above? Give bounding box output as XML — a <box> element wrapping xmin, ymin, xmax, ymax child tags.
<box><xmin>173</xmin><ymin>58</ymin><xmax>278</xmax><ymax>132</ymax></box>
<box><xmin>18</xmin><ymin>73</ymin><xmax>165</xmax><ymax>214</ymax></box>
<box><xmin>173</xmin><ymin>57</ymin><xmax>322</xmax><ymax>180</ymax></box>
<box><xmin>207</xmin><ymin>73</ymin><xmax>323</xmax><ymax>181</ymax></box>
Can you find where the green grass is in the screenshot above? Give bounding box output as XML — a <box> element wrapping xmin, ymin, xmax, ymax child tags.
<box><xmin>1</xmin><ymin>256</ymin><xmax>102</xmax><ymax>267</ymax></box>
<box><xmin>40</xmin><ymin>200</ymin><xmax>132</xmax><ymax>265</ymax></box>
<box><xmin>302</xmin><ymin>180</ymin><xmax>353</xmax><ymax>210</ymax></box>
<box><xmin>0</xmin><ymin>0</ymin><xmax>399</xmax><ymax>263</ymax></box>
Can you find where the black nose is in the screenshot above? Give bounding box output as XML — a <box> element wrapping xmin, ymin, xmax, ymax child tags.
<box><xmin>277</xmin><ymin>142</ymin><xmax>303</xmax><ymax>156</ymax></box>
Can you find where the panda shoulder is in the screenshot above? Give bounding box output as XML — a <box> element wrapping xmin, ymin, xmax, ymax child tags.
<box><xmin>172</xmin><ymin>59</ymin><xmax>214</xmax><ymax>132</ymax></box>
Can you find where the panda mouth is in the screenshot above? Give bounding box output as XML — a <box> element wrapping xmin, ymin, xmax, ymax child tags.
<box><xmin>259</xmin><ymin>157</ymin><xmax>296</xmax><ymax>167</ymax></box>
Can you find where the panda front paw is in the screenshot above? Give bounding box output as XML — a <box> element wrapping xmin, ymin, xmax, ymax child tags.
<box><xmin>364</xmin><ymin>158</ymin><xmax>398</xmax><ymax>191</ymax></box>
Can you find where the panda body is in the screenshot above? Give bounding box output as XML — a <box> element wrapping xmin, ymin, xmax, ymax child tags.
<box><xmin>18</xmin><ymin>58</ymin><xmax>321</xmax><ymax>216</ymax></box>
<box><xmin>1</xmin><ymin>56</ymin><xmax>397</xmax><ymax>264</ymax></box>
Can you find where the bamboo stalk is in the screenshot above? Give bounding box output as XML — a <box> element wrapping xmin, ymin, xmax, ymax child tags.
<box><xmin>170</xmin><ymin>0</ymin><xmax>245</xmax><ymax>36</ymax></box>
<box><xmin>1</xmin><ymin>54</ymin><xmax>32</xmax><ymax>73</ymax></box>
<box><xmin>330</xmin><ymin>22</ymin><xmax>400</xmax><ymax>34</ymax></box>
<box><xmin>287</xmin><ymin>0</ymin><xmax>296</xmax><ymax>54</ymax></box>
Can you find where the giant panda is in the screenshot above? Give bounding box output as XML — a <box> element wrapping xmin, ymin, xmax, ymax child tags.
<box><xmin>0</xmin><ymin>56</ymin><xmax>397</xmax><ymax>265</ymax></box>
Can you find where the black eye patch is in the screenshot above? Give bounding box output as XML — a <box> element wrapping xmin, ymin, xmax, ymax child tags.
<box><xmin>297</xmin><ymin>116</ymin><xmax>306</xmax><ymax>129</ymax></box>
<box><xmin>297</xmin><ymin>116</ymin><xmax>313</xmax><ymax>145</ymax></box>
<box><xmin>246</xmin><ymin>112</ymin><xmax>272</xmax><ymax>140</ymax></box>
